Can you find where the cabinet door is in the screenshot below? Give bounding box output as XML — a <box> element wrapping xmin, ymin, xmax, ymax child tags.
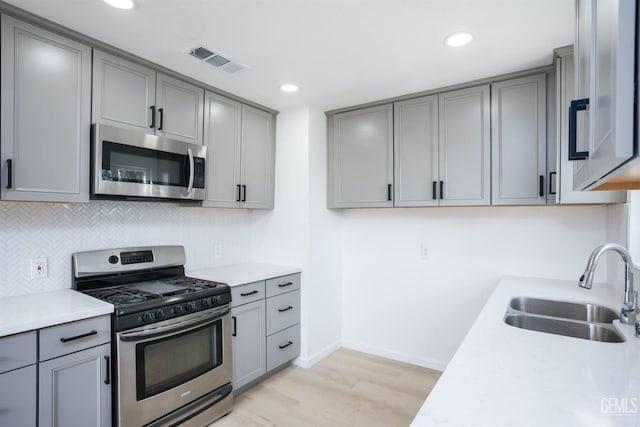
<box><xmin>203</xmin><ymin>92</ymin><xmax>242</xmax><ymax>208</ymax></box>
<box><xmin>39</xmin><ymin>343</ymin><xmax>111</xmax><ymax>427</ymax></box>
<box><xmin>156</xmin><ymin>73</ymin><xmax>204</xmax><ymax>144</ymax></box>
<box><xmin>394</xmin><ymin>96</ymin><xmax>439</xmax><ymax>207</ymax></box>
<box><xmin>92</xmin><ymin>50</ymin><xmax>156</xmax><ymax>132</ymax></box>
<box><xmin>240</xmin><ymin>105</ymin><xmax>275</xmax><ymax>209</ymax></box>
<box><xmin>438</xmin><ymin>85</ymin><xmax>491</xmax><ymax>206</ymax></box>
<box><xmin>0</xmin><ymin>365</ymin><xmax>36</xmax><ymax>427</ymax></box>
<box><xmin>585</xmin><ymin>0</ymin><xmax>636</xmax><ymax>185</ymax></box>
<box><xmin>0</xmin><ymin>14</ymin><xmax>90</xmax><ymax>202</ymax></box>
<box><xmin>491</xmin><ymin>74</ymin><xmax>547</xmax><ymax>205</ymax></box>
<box><xmin>329</xmin><ymin>104</ymin><xmax>394</xmax><ymax>208</ymax></box>
<box><xmin>231</xmin><ymin>300</ymin><xmax>266</xmax><ymax>390</ymax></box>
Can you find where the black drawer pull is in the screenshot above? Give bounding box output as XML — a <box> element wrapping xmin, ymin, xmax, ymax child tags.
<box><xmin>439</xmin><ymin>181</ymin><xmax>444</xmax><ymax>200</ymax></box>
<box><xmin>150</xmin><ymin>106</ymin><xmax>156</xmax><ymax>128</ymax></box>
<box><xmin>539</xmin><ymin>175</ymin><xmax>544</xmax><ymax>197</ymax></box>
<box><xmin>60</xmin><ymin>330</ymin><xmax>97</xmax><ymax>343</ymax></box>
<box><xmin>104</xmin><ymin>356</ymin><xmax>110</xmax><ymax>385</ymax></box>
<box><xmin>387</xmin><ymin>183</ymin><xmax>392</xmax><ymax>201</ymax></box>
<box><xmin>240</xmin><ymin>290</ymin><xmax>258</xmax><ymax>297</ymax></box>
<box><xmin>232</xmin><ymin>316</ymin><xmax>237</xmax><ymax>337</ymax></box>
<box><xmin>549</xmin><ymin>172</ymin><xmax>557</xmax><ymax>195</ymax></box>
<box><xmin>278</xmin><ymin>306</ymin><xmax>293</xmax><ymax>313</ymax></box>
<box><xmin>158</xmin><ymin>108</ymin><xmax>164</xmax><ymax>130</ymax></box>
<box><xmin>277</xmin><ymin>282</ymin><xmax>293</xmax><ymax>288</ymax></box>
<box><xmin>6</xmin><ymin>159</ymin><xmax>12</xmax><ymax>189</ymax></box>
<box><xmin>241</xmin><ymin>185</ymin><xmax>247</xmax><ymax>202</ymax></box>
<box><xmin>279</xmin><ymin>341</ymin><xmax>293</xmax><ymax>349</ymax></box>
<box><xmin>236</xmin><ymin>184</ymin><xmax>241</xmax><ymax>202</ymax></box>
<box><xmin>568</xmin><ymin>98</ymin><xmax>590</xmax><ymax>160</ymax></box>
<box><xmin>432</xmin><ymin>181</ymin><xmax>437</xmax><ymax>200</ymax></box>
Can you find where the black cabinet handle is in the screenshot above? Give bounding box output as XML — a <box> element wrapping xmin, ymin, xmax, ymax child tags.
<box><xmin>278</xmin><ymin>282</ymin><xmax>293</xmax><ymax>288</ymax></box>
<box><xmin>432</xmin><ymin>181</ymin><xmax>437</xmax><ymax>200</ymax></box>
<box><xmin>279</xmin><ymin>341</ymin><xmax>293</xmax><ymax>349</ymax></box>
<box><xmin>568</xmin><ymin>98</ymin><xmax>590</xmax><ymax>160</ymax></box>
<box><xmin>104</xmin><ymin>356</ymin><xmax>110</xmax><ymax>385</ymax></box>
<box><xmin>387</xmin><ymin>184</ymin><xmax>392</xmax><ymax>201</ymax></box>
<box><xmin>278</xmin><ymin>306</ymin><xmax>293</xmax><ymax>313</ymax></box>
<box><xmin>232</xmin><ymin>316</ymin><xmax>237</xmax><ymax>337</ymax></box>
<box><xmin>6</xmin><ymin>159</ymin><xmax>12</xmax><ymax>189</ymax></box>
<box><xmin>236</xmin><ymin>184</ymin><xmax>241</xmax><ymax>202</ymax></box>
<box><xmin>241</xmin><ymin>185</ymin><xmax>246</xmax><ymax>202</ymax></box>
<box><xmin>240</xmin><ymin>290</ymin><xmax>258</xmax><ymax>297</ymax></box>
<box><xmin>60</xmin><ymin>330</ymin><xmax>97</xmax><ymax>343</ymax></box>
<box><xmin>158</xmin><ymin>108</ymin><xmax>164</xmax><ymax>130</ymax></box>
<box><xmin>150</xmin><ymin>106</ymin><xmax>156</xmax><ymax>128</ymax></box>
<box><xmin>539</xmin><ymin>175</ymin><xmax>544</xmax><ymax>197</ymax></box>
<box><xmin>439</xmin><ymin>181</ymin><xmax>444</xmax><ymax>200</ymax></box>
<box><xmin>549</xmin><ymin>172</ymin><xmax>557</xmax><ymax>195</ymax></box>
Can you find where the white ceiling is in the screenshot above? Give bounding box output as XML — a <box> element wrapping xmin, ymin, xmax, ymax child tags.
<box><xmin>5</xmin><ymin>0</ymin><xmax>575</xmax><ymax>112</ymax></box>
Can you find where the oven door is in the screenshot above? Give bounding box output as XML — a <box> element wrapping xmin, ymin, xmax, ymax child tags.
<box><xmin>92</xmin><ymin>123</ymin><xmax>206</xmax><ymax>201</ymax></box>
<box><xmin>116</xmin><ymin>306</ymin><xmax>232</xmax><ymax>427</ymax></box>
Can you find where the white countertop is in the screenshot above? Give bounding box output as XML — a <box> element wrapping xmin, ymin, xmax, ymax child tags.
<box><xmin>187</xmin><ymin>263</ymin><xmax>301</xmax><ymax>287</ymax></box>
<box><xmin>0</xmin><ymin>289</ymin><xmax>113</xmax><ymax>337</ymax></box>
<box><xmin>411</xmin><ymin>276</ymin><xmax>640</xmax><ymax>427</ymax></box>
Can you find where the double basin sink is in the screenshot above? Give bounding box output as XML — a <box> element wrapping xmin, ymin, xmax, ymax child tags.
<box><xmin>504</xmin><ymin>297</ymin><xmax>625</xmax><ymax>343</ymax></box>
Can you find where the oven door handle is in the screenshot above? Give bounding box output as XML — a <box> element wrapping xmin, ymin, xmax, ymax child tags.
<box><xmin>119</xmin><ymin>306</ymin><xmax>230</xmax><ymax>342</ymax></box>
<box><xmin>186</xmin><ymin>148</ymin><xmax>194</xmax><ymax>195</ymax></box>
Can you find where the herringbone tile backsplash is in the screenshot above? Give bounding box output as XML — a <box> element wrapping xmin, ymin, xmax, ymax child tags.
<box><xmin>0</xmin><ymin>201</ymin><xmax>252</xmax><ymax>297</ymax></box>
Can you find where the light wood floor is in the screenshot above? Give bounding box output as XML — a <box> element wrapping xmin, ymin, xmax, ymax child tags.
<box><xmin>213</xmin><ymin>348</ymin><xmax>441</xmax><ymax>427</ymax></box>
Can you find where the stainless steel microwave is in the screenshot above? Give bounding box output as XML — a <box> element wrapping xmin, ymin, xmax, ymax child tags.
<box><xmin>91</xmin><ymin>124</ymin><xmax>206</xmax><ymax>201</ymax></box>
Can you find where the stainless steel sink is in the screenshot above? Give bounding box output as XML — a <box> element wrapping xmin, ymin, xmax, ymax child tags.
<box><xmin>504</xmin><ymin>297</ymin><xmax>625</xmax><ymax>343</ymax></box>
<box><xmin>509</xmin><ymin>297</ymin><xmax>619</xmax><ymax>323</ymax></box>
<box><xmin>504</xmin><ymin>314</ymin><xmax>625</xmax><ymax>343</ymax></box>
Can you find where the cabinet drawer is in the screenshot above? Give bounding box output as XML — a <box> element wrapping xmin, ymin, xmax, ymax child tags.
<box><xmin>266</xmin><ymin>273</ymin><xmax>300</xmax><ymax>298</ymax></box>
<box><xmin>266</xmin><ymin>290</ymin><xmax>300</xmax><ymax>335</ymax></box>
<box><xmin>266</xmin><ymin>324</ymin><xmax>300</xmax><ymax>372</ymax></box>
<box><xmin>0</xmin><ymin>364</ymin><xmax>36</xmax><ymax>426</ymax></box>
<box><xmin>0</xmin><ymin>330</ymin><xmax>36</xmax><ymax>374</ymax></box>
<box><xmin>230</xmin><ymin>281</ymin><xmax>265</xmax><ymax>308</ymax></box>
<box><xmin>39</xmin><ymin>315</ymin><xmax>111</xmax><ymax>362</ymax></box>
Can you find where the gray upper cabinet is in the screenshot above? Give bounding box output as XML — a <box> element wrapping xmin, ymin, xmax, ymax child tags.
<box><xmin>1</xmin><ymin>14</ymin><xmax>91</xmax><ymax>202</ymax></box>
<box><xmin>491</xmin><ymin>74</ymin><xmax>547</xmax><ymax>205</ymax></box>
<box><xmin>571</xmin><ymin>0</ymin><xmax>636</xmax><ymax>190</ymax></box>
<box><xmin>92</xmin><ymin>50</ymin><xmax>204</xmax><ymax>145</ymax></box>
<box><xmin>394</xmin><ymin>96</ymin><xmax>439</xmax><ymax>207</ymax></box>
<box><xmin>92</xmin><ymin>50</ymin><xmax>156</xmax><ymax>132</ymax></box>
<box><xmin>328</xmin><ymin>104</ymin><xmax>394</xmax><ymax>208</ymax></box>
<box><xmin>156</xmin><ymin>73</ymin><xmax>204</xmax><ymax>144</ymax></box>
<box><xmin>203</xmin><ymin>93</ymin><xmax>275</xmax><ymax>209</ymax></box>
<box><xmin>438</xmin><ymin>85</ymin><xmax>491</xmax><ymax>206</ymax></box>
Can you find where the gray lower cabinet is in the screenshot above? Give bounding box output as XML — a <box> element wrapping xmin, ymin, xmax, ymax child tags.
<box><xmin>328</xmin><ymin>104</ymin><xmax>394</xmax><ymax>208</ymax></box>
<box><xmin>491</xmin><ymin>74</ymin><xmax>547</xmax><ymax>205</ymax></box>
<box><xmin>0</xmin><ymin>331</ymin><xmax>37</xmax><ymax>426</ymax></box>
<box><xmin>92</xmin><ymin>50</ymin><xmax>204</xmax><ymax>145</ymax></box>
<box><xmin>203</xmin><ymin>92</ymin><xmax>275</xmax><ymax>209</ymax></box>
<box><xmin>231</xmin><ymin>299</ymin><xmax>266</xmax><ymax>389</ymax></box>
<box><xmin>0</xmin><ymin>14</ymin><xmax>91</xmax><ymax>202</ymax></box>
<box><xmin>438</xmin><ymin>85</ymin><xmax>491</xmax><ymax>206</ymax></box>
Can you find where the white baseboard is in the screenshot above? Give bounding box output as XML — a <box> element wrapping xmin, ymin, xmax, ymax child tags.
<box><xmin>341</xmin><ymin>340</ymin><xmax>448</xmax><ymax>372</ymax></box>
<box><xmin>293</xmin><ymin>340</ymin><xmax>341</xmax><ymax>368</ymax></box>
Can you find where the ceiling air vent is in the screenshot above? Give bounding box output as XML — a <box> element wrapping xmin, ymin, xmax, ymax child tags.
<box><xmin>188</xmin><ymin>46</ymin><xmax>246</xmax><ymax>74</ymax></box>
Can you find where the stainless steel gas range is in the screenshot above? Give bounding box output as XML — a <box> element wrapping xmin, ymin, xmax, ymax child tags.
<box><xmin>72</xmin><ymin>245</ymin><xmax>233</xmax><ymax>427</ymax></box>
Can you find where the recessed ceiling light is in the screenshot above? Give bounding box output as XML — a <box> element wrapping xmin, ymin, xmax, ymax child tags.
<box><xmin>280</xmin><ymin>84</ymin><xmax>299</xmax><ymax>93</ymax></box>
<box><xmin>104</xmin><ymin>0</ymin><xmax>134</xmax><ymax>10</ymax></box>
<box><xmin>444</xmin><ymin>32</ymin><xmax>473</xmax><ymax>47</ymax></box>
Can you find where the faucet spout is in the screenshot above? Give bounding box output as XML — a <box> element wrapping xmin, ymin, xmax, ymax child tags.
<box><xmin>579</xmin><ymin>243</ymin><xmax>639</xmax><ymax>326</ymax></box>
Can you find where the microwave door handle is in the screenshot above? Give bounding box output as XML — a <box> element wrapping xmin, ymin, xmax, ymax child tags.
<box><xmin>186</xmin><ymin>148</ymin><xmax>194</xmax><ymax>195</ymax></box>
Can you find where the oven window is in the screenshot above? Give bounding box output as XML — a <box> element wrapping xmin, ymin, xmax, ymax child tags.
<box><xmin>101</xmin><ymin>141</ymin><xmax>188</xmax><ymax>187</ymax></box>
<box><xmin>135</xmin><ymin>320</ymin><xmax>223</xmax><ymax>401</ymax></box>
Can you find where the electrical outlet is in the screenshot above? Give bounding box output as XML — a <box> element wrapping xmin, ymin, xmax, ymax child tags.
<box><xmin>30</xmin><ymin>257</ymin><xmax>48</xmax><ymax>279</ymax></box>
<box><xmin>214</xmin><ymin>245</ymin><xmax>222</xmax><ymax>258</ymax></box>
<box><xmin>420</xmin><ymin>245</ymin><xmax>429</xmax><ymax>260</ymax></box>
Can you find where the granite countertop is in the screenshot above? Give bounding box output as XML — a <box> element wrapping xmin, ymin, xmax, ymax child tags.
<box><xmin>0</xmin><ymin>289</ymin><xmax>113</xmax><ymax>337</ymax></box>
<box><xmin>188</xmin><ymin>262</ymin><xmax>301</xmax><ymax>287</ymax></box>
<box><xmin>411</xmin><ymin>276</ymin><xmax>640</xmax><ymax>427</ymax></box>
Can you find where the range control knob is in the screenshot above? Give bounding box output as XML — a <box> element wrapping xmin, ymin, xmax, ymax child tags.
<box><xmin>186</xmin><ymin>302</ymin><xmax>197</xmax><ymax>312</ymax></box>
<box><xmin>155</xmin><ymin>309</ymin><xmax>165</xmax><ymax>320</ymax></box>
<box><xmin>202</xmin><ymin>298</ymin><xmax>211</xmax><ymax>308</ymax></box>
<box><xmin>108</xmin><ymin>255</ymin><xmax>119</xmax><ymax>264</ymax></box>
<box><xmin>142</xmin><ymin>312</ymin><xmax>153</xmax><ymax>322</ymax></box>
<box><xmin>174</xmin><ymin>305</ymin><xmax>184</xmax><ymax>314</ymax></box>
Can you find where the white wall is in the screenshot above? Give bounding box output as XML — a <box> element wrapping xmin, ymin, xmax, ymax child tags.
<box><xmin>628</xmin><ymin>191</ymin><xmax>640</xmax><ymax>260</ymax></box>
<box><xmin>339</xmin><ymin>205</ymin><xmax>610</xmax><ymax>370</ymax></box>
<box><xmin>0</xmin><ymin>201</ymin><xmax>252</xmax><ymax>297</ymax></box>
